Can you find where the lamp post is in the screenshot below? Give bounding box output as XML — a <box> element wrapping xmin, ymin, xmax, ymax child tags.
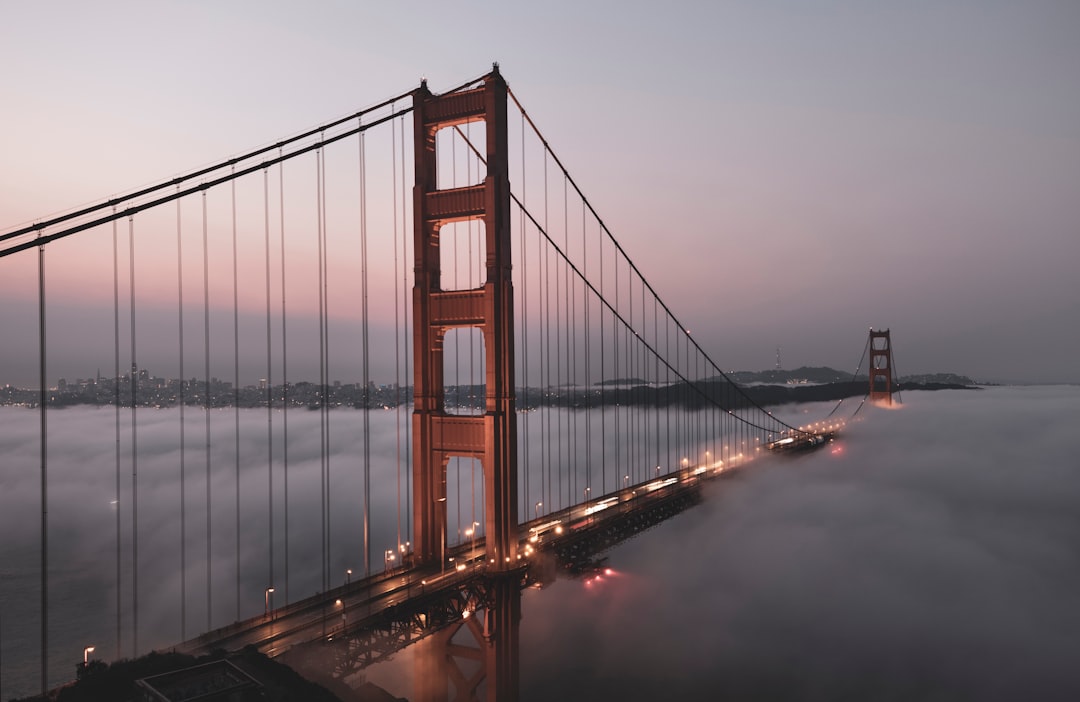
<box><xmin>384</xmin><ymin>549</ymin><xmax>395</xmax><ymax>572</ymax></box>
<box><xmin>534</xmin><ymin>501</ymin><xmax>542</xmax><ymax>520</ymax></box>
<box><xmin>345</xmin><ymin>568</ymin><xmax>352</xmax><ymax>585</ymax></box>
<box><xmin>83</xmin><ymin>646</ymin><xmax>95</xmax><ymax>666</ymax></box>
<box><xmin>466</xmin><ymin>521</ymin><xmax>479</xmax><ymax>563</ymax></box>
<box><xmin>264</xmin><ymin>587</ymin><xmax>275</xmax><ymax>618</ymax></box>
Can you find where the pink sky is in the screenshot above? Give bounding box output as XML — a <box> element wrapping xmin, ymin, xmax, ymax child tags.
<box><xmin>2</xmin><ymin>1</ymin><xmax>1078</xmax><ymax>384</ymax></box>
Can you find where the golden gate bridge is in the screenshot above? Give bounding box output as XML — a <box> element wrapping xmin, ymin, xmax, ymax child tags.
<box><xmin>0</xmin><ymin>66</ymin><xmax>894</xmax><ymax>700</ymax></box>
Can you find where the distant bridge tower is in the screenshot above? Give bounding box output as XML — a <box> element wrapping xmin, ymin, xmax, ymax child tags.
<box><xmin>412</xmin><ymin>67</ymin><xmax>518</xmax><ymax>570</ymax></box>
<box><xmin>868</xmin><ymin>328</ymin><xmax>896</xmax><ymax>405</ymax></box>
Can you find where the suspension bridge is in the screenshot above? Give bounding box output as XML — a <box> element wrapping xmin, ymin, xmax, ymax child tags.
<box><xmin>0</xmin><ymin>66</ymin><xmax>892</xmax><ymax>700</ymax></box>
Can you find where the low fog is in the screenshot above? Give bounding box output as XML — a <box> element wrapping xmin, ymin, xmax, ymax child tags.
<box><xmin>516</xmin><ymin>386</ymin><xmax>1080</xmax><ymax>700</ymax></box>
<box><xmin>0</xmin><ymin>406</ymin><xmax>412</xmax><ymax>698</ymax></box>
<box><xmin>2</xmin><ymin>387</ymin><xmax>1078</xmax><ymax>699</ymax></box>
<box><xmin>0</xmin><ymin>399</ymin><xmax>719</xmax><ymax>698</ymax></box>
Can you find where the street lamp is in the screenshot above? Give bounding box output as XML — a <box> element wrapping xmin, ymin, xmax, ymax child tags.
<box><xmin>345</xmin><ymin>568</ymin><xmax>352</xmax><ymax>585</ymax></box>
<box><xmin>83</xmin><ymin>646</ymin><xmax>95</xmax><ymax>666</ymax></box>
<box><xmin>623</xmin><ymin>474</ymin><xmax>629</xmax><ymax>488</ymax></box>
<box><xmin>534</xmin><ymin>501</ymin><xmax>542</xmax><ymax>519</ymax></box>
<box><xmin>584</xmin><ymin>486</ymin><xmax>591</xmax><ymax>505</ymax></box>
<box><xmin>466</xmin><ymin>521</ymin><xmax>479</xmax><ymax>562</ymax></box>
<box><xmin>384</xmin><ymin>549</ymin><xmax>395</xmax><ymax>571</ymax></box>
<box><xmin>264</xmin><ymin>587</ymin><xmax>275</xmax><ymax>618</ymax></box>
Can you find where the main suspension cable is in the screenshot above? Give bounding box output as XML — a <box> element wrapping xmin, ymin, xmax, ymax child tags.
<box><xmin>505</xmin><ymin>87</ymin><xmax>806</xmax><ymax>436</ymax></box>
<box><xmin>1</xmin><ymin>108</ymin><xmax>413</xmax><ymax>260</ymax></box>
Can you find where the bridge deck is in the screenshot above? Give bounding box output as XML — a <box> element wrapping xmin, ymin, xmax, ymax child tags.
<box><xmin>171</xmin><ymin>436</ymin><xmax>834</xmax><ymax>660</ymax></box>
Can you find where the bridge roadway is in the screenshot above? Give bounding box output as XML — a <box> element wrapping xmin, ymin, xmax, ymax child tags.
<box><xmin>172</xmin><ymin>431</ymin><xmax>835</xmax><ymax>660</ymax></box>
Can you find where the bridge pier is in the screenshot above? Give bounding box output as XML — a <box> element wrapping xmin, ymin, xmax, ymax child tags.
<box><xmin>414</xmin><ymin>576</ymin><xmax>521</xmax><ymax>702</ymax></box>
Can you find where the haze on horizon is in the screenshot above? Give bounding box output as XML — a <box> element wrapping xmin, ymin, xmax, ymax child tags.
<box><xmin>2</xmin><ymin>2</ymin><xmax>1078</xmax><ymax>385</ymax></box>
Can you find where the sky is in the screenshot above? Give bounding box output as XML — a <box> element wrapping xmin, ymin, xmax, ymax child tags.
<box><xmin>2</xmin><ymin>1</ymin><xmax>1079</xmax><ymax>384</ymax></box>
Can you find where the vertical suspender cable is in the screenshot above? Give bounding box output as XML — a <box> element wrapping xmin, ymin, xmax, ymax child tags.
<box><xmin>202</xmin><ymin>189</ymin><xmax>212</xmax><ymax>632</ymax></box>
<box><xmin>319</xmin><ymin>144</ymin><xmax>328</xmax><ymax>587</ymax></box>
<box><xmin>665</xmin><ymin>315</ymin><xmax>671</xmax><ymax>472</ymax></box>
<box><xmin>278</xmin><ymin>153</ymin><xmax>290</xmax><ymax>603</ymax></box>
<box><xmin>566</xmin><ymin>177</ymin><xmax>575</xmax><ymax>510</ymax></box>
<box><xmin>543</xmin><ymin>151</ymin><xmax>551</xmax><ymax>514</ymax></box>
<box><xmin>520</xmin><ymin>112</ymin><xmax>529</xmax><ymax>517</ymax></box>
<box><xmin>620</xmin><ymin>261</ymin><xmax>627</xmax><ymax>486</ymax></box>
<box><xmin>231</xmin><ymin>170</ymin><xmax>241</xmax><ymax>619</ymax></box>
<box><xmin>634</xmin><ymin>273</ymin><xmax>640</xmax><ymax>483</ymax></box>
<box><xmin>634</xmin><ymin>269</ymin><xmax>640</xmax><ymax>482</ymax></box>
<box><xmin>608</xmin><ymin>238</ymin><xmax>614</xmax><ymax>495</ymax></box>
<box><xmin>264</xmin><ymin>167</ymin><xmax>274</xmax><ymax>597</ymax></box>
<box><xmin>553</xmin><ymin>166</ymin><xmax>562</xmax><ymax>512</ymax></box>
<box><xmin>316</xmin><ymin>148</ymin><xmax>327</xmax><ymax>593</ymax></box>
<box><xmin>681</xmin><ymin>325</ymin><xmax>686</xmax><ymax>465</ymax></box>
<box><xmin>653</xmin><ymin>297</ymin><xmax>659</xmax><ymax>476</ymax></box>
<box><xmin>37</xmin><ymin>230</ymin><xmax>48</xmax><ymax>696</ymax></box>
<box><xmin>467</xmin><ymin>122</ymin><xmax>477</xmax><ymax>535</ymax></box>
<box><xmin>359</xmin><ymin>124</ymin><xmax>371</xmax><ymax>576</ymax></box>
<box><xmin>570</xmin><ymin>178</ymin><xmax>578</xmax><ymax>507</ymax></box>
<box><xmin>391</xmin><ymin>115</ymin><xmax>402</xmax><ymax>560</ymax></box>
<box><xmin>598</xmin><ymin>216</ymin><xmax>605</xmax><ymax>494</ymax></box>
<box><xmin>129</xmin><ymin>216</ymin><xmax>139</xmax><ymax>655</ymax></box>
<box><xmin>400</xmin><ymin>115</ymin><xmax>411</xmax><ymax>548</ymax></box>
<box><xmin>466</xmin><ymin>123</ymin><xmax>475</xmax><ymax>533</ymax></box>
<box><xmin>112</xmin><ymin>212</ymin><xmax>122</xmax><ymax>659</ymax></box>
<box><xmin>177</xmin><ymin>192</ymin><xmax>187</xmax><ymax>641</ymax></box>
<box><xmin>451</xmin><ymin>134</ymin><xmax>460</xmax><ymax>539</ymax></box>
<box><xmin>685</xmin><ymin>327</ymin><xmax>690</xmax><ymax>462</ymax></box>
<box><xmin>582</xmin><ymin>202</ymin><xmax>590</xmax><ymax>500</ymax></box>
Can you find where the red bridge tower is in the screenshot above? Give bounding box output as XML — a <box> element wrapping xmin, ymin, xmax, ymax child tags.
<box><xmin>411</xmin><ymin>68</ymin><xmax>518</xmax><ymax>571</ymax></box>
<box><xmin>869</xmin><ymin>328</ymin><xmax>896</xmax><ymax>405</ymax></box>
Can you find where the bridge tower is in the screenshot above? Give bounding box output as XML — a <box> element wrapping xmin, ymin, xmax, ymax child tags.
<box><xmin>412</xmin><ymin>68</ymin><xmax>518</xmax><ymax>570</ymax></box>
<box><xmin>868</xmin><ymin>328</ymin><xmax>895</xmax><ymax>404</ymax></box>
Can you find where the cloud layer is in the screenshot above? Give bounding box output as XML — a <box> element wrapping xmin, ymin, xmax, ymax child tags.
<box><xmin>516</xmin><ymin>386</ymin><xmax>1080</xmax><ymax>700</ymax></box>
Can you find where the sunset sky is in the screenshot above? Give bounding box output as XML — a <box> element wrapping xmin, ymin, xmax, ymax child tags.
<box><xmin>2</xmin><ymin>1</ymin><xmax>1078</xmax><ymax>384</ymax></box>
